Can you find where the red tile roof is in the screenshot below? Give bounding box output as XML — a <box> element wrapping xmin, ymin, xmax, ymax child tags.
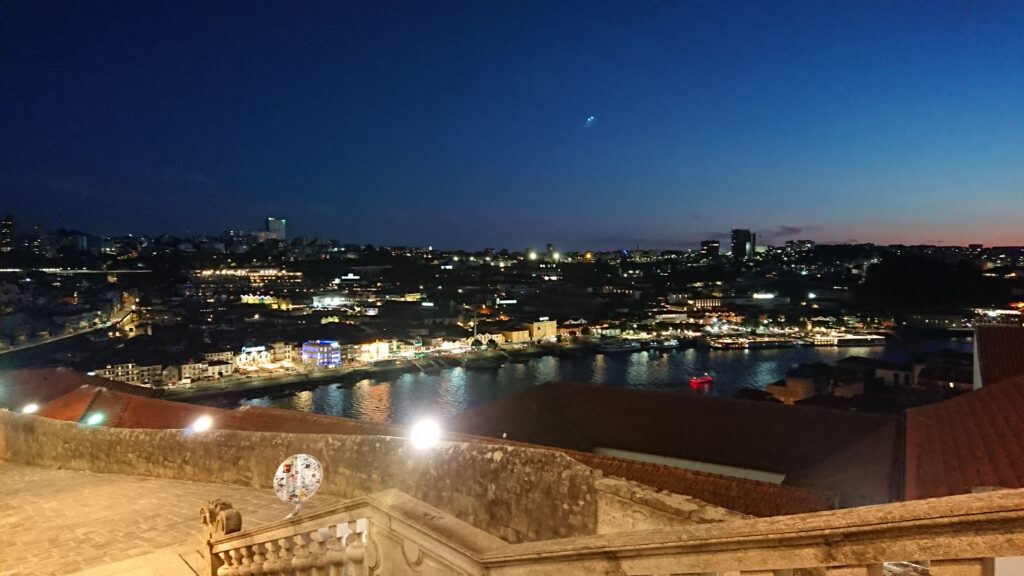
<box><xmin>566</xmin><ymin>451</ymin><xmax>835</xmax><ymax>516</ymax></box>
<box><xmin>0</xmin><ymin>367</ymin><xmax>157</xmax><ymax>412</ymax></box>
<box><xmin>448</xmin><ymin>382</ymin><xmax>900</xmax><ymax>475</ymax></box>
<box><xmin>975</xmin><ymin>325</ymin><xmax>1024</xmax><ymax>386</ymax></box>
<box><xmin>905</xmin><ymin>375</ymin><xmax>1024</xmax><ymax>500</ymax></box>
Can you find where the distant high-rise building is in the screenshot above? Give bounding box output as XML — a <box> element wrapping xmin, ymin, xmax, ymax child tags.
<box><xmin>784</xmin><ymin>239</ymin><xmax>815</xmax><ymax>252</ymax></box>
<box><xmin>265</xmin><ymin>217</ymin><xmax>286</xmax><ymax>240</ymax></box>
<box><xmin>30</xmin><ymin>226</ymin><xmax>44</xmax><ymax>255</ymax></box>
<box><xmin>731</xmin><ymin>229</ymin><xmax>755</xmax><ymax>259</ymax></box>
<box><xmin>700</xmin><ymin>240</ymin><xmax>720</xmax><ymax>256</ymax></box>
<box><xmin>0</xmin><ymin>214</ymin><xmax>14</xmax><ymax>253</ymax></box>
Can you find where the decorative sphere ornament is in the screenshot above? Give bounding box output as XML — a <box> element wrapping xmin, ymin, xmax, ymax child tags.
<box><xmin>273</xmin><ymin>454</ymin><xmax>323</xmax><ymax>518</ymax></box>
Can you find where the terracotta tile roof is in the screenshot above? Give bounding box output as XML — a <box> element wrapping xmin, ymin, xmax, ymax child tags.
<box><xmin>976</xmin><ymin>326</ymin><xmax>1024</xmax><ymax>386</ymax></box>
<box><xmin>904</xmin><ymin>375</ymin><xmax>1024</xmax><ymax>500</ymax></box>
<box><xmin>0</xmin><ymin>367</ymin><xmax>157</xmax><ymax>412</ymax></box>
<box><xmin>448</xmin><ymin>382</ymin><xmax>899</xmax><ymax>474</ymax></box>
<box><xmin>565</xmin><ymin>451</ymin><xmax>835</xmax><ymax>516</ymax></box>
<box><xmin>784</xmin><ymin>421</ymin><xmax>904</xmax><ymax>507</ymax></box>
<box><xmin>36</xmin><ymin>384</ymin><xmax>408</xmax><ymax>434</ymax></box>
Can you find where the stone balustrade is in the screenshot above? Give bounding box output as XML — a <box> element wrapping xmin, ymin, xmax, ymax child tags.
<box><xmin>207</xmin><ymin>487</ymin><xmax>1024</xmax><ymax>576</ymax></box>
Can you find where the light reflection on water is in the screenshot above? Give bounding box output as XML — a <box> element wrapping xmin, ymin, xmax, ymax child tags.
<box><xmin>243</xmin><ymin>338</ymin><xmax>971</xmax><ymax>424</ymax></box>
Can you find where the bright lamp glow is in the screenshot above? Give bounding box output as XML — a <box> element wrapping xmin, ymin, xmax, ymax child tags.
<box><xmin>410</xmin><ymin>418</ymin><xmax>441</xmax><ymax>450</ymax></box>
<box><xmin>528</xmin><ymin>251</ymin><xmax>537</xmax><ymax>261</ymax></box>
<box><xmin>22</xmin><ymin>403</ymin><xmax>39</xmax><ymax>414</ymax></box>
<box><xmin>192</xmin><ymin>415</ymin><xmax>213</xmax><ymax>432</ymax></box>
<box><xmin>85</xmin><ymin>412</ymin><xmax>104</xmax><ymax>426</ymax></box>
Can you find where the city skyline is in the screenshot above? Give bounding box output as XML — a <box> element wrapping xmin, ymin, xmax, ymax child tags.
<box><xmin>2</xmin><ymin>1</ymin><xmax>1023</xmax><ymax>248</ymax></box>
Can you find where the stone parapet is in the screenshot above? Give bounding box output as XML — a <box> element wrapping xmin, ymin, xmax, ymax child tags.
<box><xmin>0</xmin><ymin>410</ymin><xmax>738</xmax><ymax>546</ymax></box>
<box><xmin>210</xmin><ymin>486</ymin><xmax>1024</xmax><ymax>576</ymax></box>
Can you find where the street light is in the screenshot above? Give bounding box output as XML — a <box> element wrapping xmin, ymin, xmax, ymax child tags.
<box><xmin>410</xmin><ymin>418</ymin><xmax>441</xmax><ymax>450</ymax></box>
<box><xmin>85</xmin><ymin>412</ymin><xmax>105</xmax><ymax>426</ymax></box>
<box><xmin>22</xmin><ymin>403</ymin><xmax>39</xmax><ymax>414</ymax></box>
<box><xmin>191</xmin><ymin>415</ymin><xmax>213</xmax><ymax>432</ymax></box>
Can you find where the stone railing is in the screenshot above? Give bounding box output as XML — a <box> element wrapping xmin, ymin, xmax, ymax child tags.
<box><xmin>207</xmin><ymin>487</ymin><xmax>1024</xmax><ymax>575</ymax></box>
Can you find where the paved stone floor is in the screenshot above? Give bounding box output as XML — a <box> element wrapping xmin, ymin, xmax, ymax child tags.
<box><xmin>0</xmin><ymin>463</ymin><xmax>331</xmax><ymax>576</ymax></box>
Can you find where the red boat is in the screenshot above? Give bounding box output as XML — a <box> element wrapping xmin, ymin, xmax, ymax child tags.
<box><xmin>689</xmin><ymin>374</ymin><xmax>714</xmax><ymax>388</ymax></box>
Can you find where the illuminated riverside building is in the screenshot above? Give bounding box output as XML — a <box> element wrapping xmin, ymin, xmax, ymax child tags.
<box><xmin>189</xmin><ymin>268</ymin><xmax>303</xmax><ymax>297</ymax></box>
<box><xmin>300</xmin><ymin>340</ymin><xmax>342</xmax><ymax>368</ymax></box>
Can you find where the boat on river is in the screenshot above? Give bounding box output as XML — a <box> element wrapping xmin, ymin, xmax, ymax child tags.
<box><xmin>596</xmin><ymin>339</ymin><xmax>642</xmax><ymax>353</ymax></box>
<box><xmin>689</xmin><ymin>373</ymin><xmax>714</xmax><ymax>388</ymax></box>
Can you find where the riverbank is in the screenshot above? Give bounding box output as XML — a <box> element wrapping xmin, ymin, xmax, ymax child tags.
<box><xmin>162</xmin><ymin>345</ymin><xmax>596</xmax><ymax>402</ymax></box>
<box><xmin>164</xmin><ymin>331</ymin><xmax>970</xmax><ymax>405</ymax></box>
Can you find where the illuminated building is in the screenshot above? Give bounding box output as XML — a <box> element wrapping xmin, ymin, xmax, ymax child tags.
<box><xmin>236</xmin><ymin>346</ymin><xmax>270</xmax><ymax>368</ymax></box>
<box><xmin>785</xmin><ymin>239</ymin><xmax>815</xmax><ymax>252</ymax></box>
<box><xmin>0</xmin><ymin>214</ymin><xmax>13</xmax><ymax>253</ymax></box>
<box><xmin>189</xmin><ymin>268</ymin><xmax>303</xmax><ymax>297</ymax></box>
<box><xmin>265</xmin><ymin>217</ymin><xmax>286</xmax><ymax>240</ymax></box>
<box><xmin>529</xmin><ymin>320</ymin><xmax>558</xmax><ymax>342</ymax></box>
<box><xmin>700</xmin><ymin>240</ymin><xmax>720</xmax><ymax>256</ymax></box>
<box><xmin>359</xmin><ymin>341</ymin><xmax>390</xmax><ymax>363</ymax></box>
<box><xmin>731</xmin><ymin>229</ymin><xmax>755</xmax><ymax>259</ymax></box>
<box><xmin>301</xmin><ymin>340</ymin><xmax>342</xmax><ymax>368</ymax></box>
<box><xmin>312</xmin><ymin>293</ymin><xmax>351</xmax><ymax>308</ymax></box>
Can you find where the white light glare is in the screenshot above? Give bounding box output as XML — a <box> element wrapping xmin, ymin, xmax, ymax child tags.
<box><xmin>22</xmin><ymin>403</ymin><xmax>39</xmax><ymax>414</ymax></box>
<box><xmin>192</xmin><ymin>415</ymin><xmax>213</xmax><ymax>432</ymax></box>
<box><xmin>410</xmin><ymin>418</ymin><xmax>441</xmax><ymax>450</ymax></box>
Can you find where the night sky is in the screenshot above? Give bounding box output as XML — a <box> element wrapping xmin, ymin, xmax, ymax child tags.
<box><xmin>2</xmin><ymin>1</ymin><xmax>1022</xmax><ymax>249</ymax></box>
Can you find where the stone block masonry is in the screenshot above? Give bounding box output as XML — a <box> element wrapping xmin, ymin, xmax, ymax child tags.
<box><xmin>0</xmin><ymin>410</ymin><xmax>600</xmax><ymax>543</ymax></box>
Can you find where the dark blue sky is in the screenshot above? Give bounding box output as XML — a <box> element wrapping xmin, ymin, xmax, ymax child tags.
<box><xmin>2</xmin><ymin>1</ymin><xmax>1022</xmax><ymax>249</ymax></box>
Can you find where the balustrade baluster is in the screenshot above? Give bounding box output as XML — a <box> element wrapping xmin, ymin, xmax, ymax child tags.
<box><xmin>237</xmin><ymin>546</ymin><xmax>254</xmax><ymax>576</ymax></box>
<box><xmin>345</xmin><ymin>523</ymin><xmax>369</xmax><ymax>576</ymax></box>
<box><xmin>307</xmin><ymin>529</ymin><xmax>328</xmax><ymax>576</ymax></box>
<box><xmin>249</xmin><ymin>542</ymin><xmax>267</xmax><ymax>575</ymax></box>
<box><xmin>227</xmin><ymin>550</ymin><xmax>244</xmax><ymax>576</ymax></box>
<box><xmin>262</xmin><ymin>540</ymin><xmax>281</xmax><ymax>575</ymax></box>
<box><xmin>216</xmin><ymin>551</ymin><xmax>234</xmax><ymax>576</ymax></box>
<box><xmin>292</xmin><ymin>533</ymin><xmax>314</xmax><ymax>576</ymax></box>
<box><xmin>276</xmin><ymin>537</ymin><xmax>294</xmax><ymax>576</ymax></box>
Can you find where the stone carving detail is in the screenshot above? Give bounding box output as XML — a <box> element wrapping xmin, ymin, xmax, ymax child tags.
<box><xmin>200</xmin><ymin>499</ymin><xmax>242</xmax><ymax>538</ymax></box>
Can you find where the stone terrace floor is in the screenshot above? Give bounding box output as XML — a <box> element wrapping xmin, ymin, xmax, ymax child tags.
<box><xmin>0</xmin><ymin>463</ymin><xmax>330</xmax><ymax>576</ymax></box>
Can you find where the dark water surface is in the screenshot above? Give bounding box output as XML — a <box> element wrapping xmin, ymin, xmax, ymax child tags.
<box><xmin>239</xmin><ymin>337</ymin><xmax>972</xmax><ymax>424</ymax></box>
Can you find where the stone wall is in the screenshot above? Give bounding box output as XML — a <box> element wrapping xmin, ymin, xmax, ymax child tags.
<box><xmin>0</xmin><ymin>411</ymin><xmax>597</xmax><ymax>543</ymax></box>
<box><xmin>594</xmin><ymin>477</ymin><xmax>747</xmax><ymax>533</ymax></box>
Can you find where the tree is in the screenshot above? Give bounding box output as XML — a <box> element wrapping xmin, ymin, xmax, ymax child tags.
<box><xmin>471</xmin><ymin>339</ymin><xmax>483</xmax><ymax>349</ymax></box>
<box><xmin>486</xmin><ymin>339</ymin><xmax>498</xmax><ymax>350</ymax></box>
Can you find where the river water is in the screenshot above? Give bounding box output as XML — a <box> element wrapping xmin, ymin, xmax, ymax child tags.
<box><xmin>239</xmin><ymin>337</ymin><xmax>972</xmax><ymax>424</ymax></box>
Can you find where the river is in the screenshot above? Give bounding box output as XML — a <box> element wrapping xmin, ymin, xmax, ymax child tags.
<box><xmin>237</xmin><ymin>337</ymin><xmax>973</xmax><ymax>424</ymax></box>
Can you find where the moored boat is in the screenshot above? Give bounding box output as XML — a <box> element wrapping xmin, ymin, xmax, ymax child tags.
<box><xmin>595</xmin><ymin>339</ymin><xmax>642</xmax><ymax>353</ymax></box>
<box><xmin>709</xmin><ymin>337</ymin><xmax>748</xmax><ymax>350</ymax></box>
<box><xmin>689</xmin><ymin>373</ymin><xmax>714</xmax><ymax>387</ymax></box>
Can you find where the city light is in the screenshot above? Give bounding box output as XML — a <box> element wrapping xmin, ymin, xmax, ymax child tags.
<box><xmin>528</xmin><ymin>251</ymin><xmax>537</xmax><ymax>261</ymax></box>
<box><xmin>191</xmin><ymin>415</ymin><xmax>213</xmax><ymax>432</ymax></box>
<box><xmin>410</xmin><ymin>418</ymin><xmax>441</xmax><ymax>450</ymax></box>
<box><xmin>21</xmin><ymin>403</ymin><xmax>39</xmax><ymax>414</ymax></box>
<box><xmin>85</xmin><ymin>412</ymin><xmax>105</xmax><ymax>426</ymax></box>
